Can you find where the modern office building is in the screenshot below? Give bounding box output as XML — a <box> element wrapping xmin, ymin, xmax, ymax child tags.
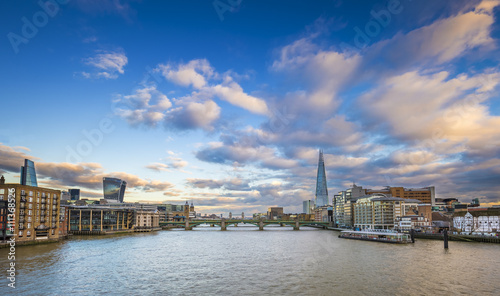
<box><xmin>20</xmin><ymin>159</ymin><xmax>38</xmax><ymax>187</ymax></box>
<box><xmin>333</xmin><ymin>184</ymin><xmax>367</xmax><ymax>228</ymax></box>
<box><xmin>69</xmin><ymin>189</ymin><xmax>80</xmax><ymax>201</ymax></box>
<box><xmin>303</xmin><ymin>200</ymin><xmax>314</xmax><ymax>214</ymax></box>
<box><xmin>68</xmin><ymin>206</ymin><xmax>134</xmax><ymax>233</ymax></box>
<box><xmin>0</xmin><ymin>182</ymin><xmax>61</xmax><ymax>244</ymax></box>
<box><xmin>366</xmin><ymin>186</ymin><xmax>436</xmax><ymax>205</ymax></box>
<box><xmin>353</xmin><ymin>194</ymin><xmax>422</xmax><ymax>230</ymax></box>
<box><xmin>103</xmin><ymin>177</ymin><xmax>127</xmax><ymax>203</ymax></box>
<box><xmin>315</xmin><ymin>150</ymin><xmax>329</xmax><ymax>207</ymax></box>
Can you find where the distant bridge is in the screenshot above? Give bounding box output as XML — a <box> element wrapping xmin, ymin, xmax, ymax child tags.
<box><xmin>160</xmin><ymin>219</ymin><xmax>330</xmax><ymax>231</ymax></box>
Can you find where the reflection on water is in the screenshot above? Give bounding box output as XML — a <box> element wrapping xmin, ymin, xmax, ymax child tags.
<box><xmin>1</xmin><ymin>226</ymin><xmax>499</xmax><ymax>295</ymax></box>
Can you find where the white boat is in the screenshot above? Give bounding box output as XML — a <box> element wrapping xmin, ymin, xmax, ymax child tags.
<box><xmin>339</xmin><ymin>230</ymin><xmax>412</xmax><ymax>244</ymax></box>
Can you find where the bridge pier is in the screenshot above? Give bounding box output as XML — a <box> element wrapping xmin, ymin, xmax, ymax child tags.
<box><xmin>185</xmin><ymin>220</ymin><xmax>192</xmax><ymax>230</ymax></box>
<box><xmin>221</xmin><ymin>219</ymin><xmax>226</xmax><ymax>231</ymax></box>
<box><xmin>293</xmin><ymin>220</ymin><xmax>300</xmax><ymax>231</ymax></box>
<box><xmin>280</xmin><ymin>223</ymin><xmax>284</xmax><ymax>227</ymax></box>
<box><xmin>259</xmin><ymin>220</ymin><xmax>264</xmax><ymax>231</ymax></box>
<box><xmin>210</xmin><ymin>224</ymin><xmax>214</xmax><ymax>227</ymax></box>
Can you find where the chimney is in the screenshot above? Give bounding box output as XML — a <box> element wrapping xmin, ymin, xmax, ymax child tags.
<box><xmin>0</xmin><ymin>175</ymin><xmax>5</xmax><ymax>185</ymax></box>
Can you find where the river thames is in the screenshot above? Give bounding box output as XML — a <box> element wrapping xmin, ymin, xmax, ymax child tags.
<box><xmin>1</xmin><ymin>226</ymin><xmax>499</xmax><ymax>295</ymax></box>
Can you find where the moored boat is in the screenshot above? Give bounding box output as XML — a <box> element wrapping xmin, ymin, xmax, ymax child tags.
<box><xmin>338</xmin><ymin>230</ymin><xmax>412</xmax><ymax>244</ymax></box>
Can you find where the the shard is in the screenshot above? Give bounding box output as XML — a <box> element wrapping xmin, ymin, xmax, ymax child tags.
<box><xmin>315</xmin><ymin>150</ymin><xmax>329</xmax><ymax>207</ymax></box>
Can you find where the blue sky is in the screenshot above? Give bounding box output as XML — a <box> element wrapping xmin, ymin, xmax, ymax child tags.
<box><xmin>1</xmin><ymin>0</ymin><xmax>500</xmax><ymax>214</ymax></box>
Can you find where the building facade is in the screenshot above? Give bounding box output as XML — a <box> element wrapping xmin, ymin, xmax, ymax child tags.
<box><xmin>0</xmin><ymin>200</ymin><xmax>8</xmax><ymax>243</ymax></box>
<box><xmin>396</xmin><ymin>215</ymin><xmax>431</xmax><ymax>230</ymax></box>
<box><xmin>165</xmin><ymin>202</ymin><xmax>196</xmax><ymax>221</ymax></box>
<box><xmin>334</xmin><ymin>184</ymin><xmax>367</xmax><ymax>228</ymax></box>
<box><xmin>134</xmin><ymin>210</ymin><xmax>161</xmax><ymax>229</ymax></box>
<box><xmin>366</xmin><ymin>186</ymin><xmax>436</xmax><ymax>205</ymax></box>
<box><xmin>453</xmin><ymin>208</ymin><xmax>500</xmax><ymax>235</ymax></box>
<box><xmin>0</xmin><ymin>183</ymin><xmax>61</xmax><ymax>244</ymax></box>
<box><xmin>314</xmin><ymin>206</ymin><xmax>333</xmax><ymax>222</ymax></box>
<box><xmin>68</xmin><ymin>206</ymin><xmax>133</xmax><ymax>233</ymax></box>
<box><xmin>353</xmin><ymin>195</ymin><xmax>421</xmax><ymax>230</ymax></box>
<box><xmin>267</xmin><ymin>207</ymin><xmax>284</xmax><ymax>220</ymax></box>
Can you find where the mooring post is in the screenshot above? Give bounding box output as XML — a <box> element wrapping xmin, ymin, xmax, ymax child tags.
<box><xmin>444</xmin><ymin>229</ymin><xmax>449</xmax><ymax>249</ymax></box>
<box><xmin>410</xmin><ymin>229</ymin><xmax>415</xmax><ymax>243</ymax></box>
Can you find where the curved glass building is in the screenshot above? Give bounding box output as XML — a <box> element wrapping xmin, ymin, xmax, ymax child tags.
<box><xmin>103</xmin><ymin>177</ymin><xmax>127</xmax><ymax>202</ymax></box>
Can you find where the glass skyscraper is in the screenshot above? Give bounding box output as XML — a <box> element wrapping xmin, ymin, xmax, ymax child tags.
<box><xmin>69</xmin><ymin>189</ymin><xmax>80</xmax><ymax>201</ymax></box>
<box><xmin>103</xmin><ymin>177</ymin><xmax>127</xmax><ymax>202</ymax></box>
<box><xmin>315</xmin><ymin>150</ymin><xmax>329</xmax><ymax>207</ymax></box>
<box><xmin>20</xmin><ymin>159</ymin><xmax>38</xmax><ymax>187</ymax></box>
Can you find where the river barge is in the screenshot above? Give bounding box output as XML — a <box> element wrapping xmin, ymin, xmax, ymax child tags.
<box><xmin>339</xmin><ymin>230</ymin><xmax>412</xmax><ymax>244</ymax></box>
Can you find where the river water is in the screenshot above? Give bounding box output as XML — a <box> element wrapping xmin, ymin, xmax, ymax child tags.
<box><xmin>1</xmin><ymin>225</ymin><xmax>499</xmax><ymax>295</ymax></box>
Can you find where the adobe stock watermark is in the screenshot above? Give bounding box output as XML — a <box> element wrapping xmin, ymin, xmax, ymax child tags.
<box><xmin>7</xmin><ymin>0</ymin><xmax>70</xmax><ymax>54</ymax></box>
<box><xmin>65</xmin><ymin>118</ymin><xmax>115</xmax><ymax>163</ymax></box>
<box><xmin>7</xmin><ymin>188</ymin><xmax>16</xmax><ymax>289</ymax></box>
<box><xmin>213</xmin><ymin>0</ymin><xmax>242</xmax><ymax>21</ymax></box>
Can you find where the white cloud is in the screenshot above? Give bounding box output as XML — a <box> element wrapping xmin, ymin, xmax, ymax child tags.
<box><xmin>84</xmin><ymin>49</ymin><xmax>128</xmax><ymax>79</ymax></box>
<box><xmin>158</xmin><ymin>59</ymin><xmax>270</xmax><ymax>115</ymax></box>
<box><xmin>159</xmin><ymin>59</ymin><xmax>214</xmax><ymax>89</ymax></box>
<box><xmin>115</xmin><ymin>85</ymin><xmax>172</xmax><ymax>127</ymax></box>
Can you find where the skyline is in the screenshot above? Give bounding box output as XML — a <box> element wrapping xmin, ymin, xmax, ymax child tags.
<box><xmin>1</xmin><ymin>0</ymin><xmax>500</xmax><ymax>214</ymax></box>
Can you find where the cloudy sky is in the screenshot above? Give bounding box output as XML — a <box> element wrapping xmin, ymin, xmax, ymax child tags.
<box><xmin>1</xmin><ymin>0</ymin><xmax>500</xmax><ymax>214</ymax></box>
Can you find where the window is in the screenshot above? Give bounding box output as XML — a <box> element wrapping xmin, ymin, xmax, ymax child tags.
<box><xmin>51</xmin><ymin>230</ymin><xmax>55</xmax><ymax>235</ymax></box>
<box><xmin>28</xmin><ymin>217</ymin><xmax>32</xmax><ymax>222</ymax></box>
<box><xmin>37</xmin><ymin>192</ymin><xmax>40</xmax><ymax>197</ymax></box>
<box><xmin>29</xmin><ymin>204</ymin><xmax>33</xmax><ymax>209</ymax></box>
<box><xmin>29</xmin><ymin>191</ymin><xmax>33</xmax><ymax>196</ymax></box>
<box><xmin>29</xmin><ymin>197</ymin><xmax>33</xmax><ymax>202</ymax></box>
<box><xmin>28</xmin><ymin>210</ymin><xmax>32</xmax><ymax>216</ymax></box>
<box><xmin>27</xmin><ymin>223</ymin><xmax>31</xmax><ymax>229</ymax></box>
<box><xmin>27</xmin><ymin>231</ymin><xmax>31</xmax><ymax>236</ymax></box>
<box><xmin>37</xmin><ymin>198</ymin><xmax>40</xmax><ymax>203</ymax></box>
<box><xmin>18</xmin><ymin>231</ymin><xmax>23</xmax><ymax>237</ymax></box>
<box><xmin>21</xmin><ymin>190</ymin><xmax>25</xmax><ymax>195</ymax></box>
<box><xmin>0</xmin><ymin>195</ymin><xmax>3</xmax><ymax>201</ymax></box>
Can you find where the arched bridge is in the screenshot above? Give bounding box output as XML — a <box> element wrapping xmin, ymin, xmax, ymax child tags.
<box><xmin>160</xmin><ymin>219</ymin><xmax>330</xmax><ymax>231</ymax></box>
